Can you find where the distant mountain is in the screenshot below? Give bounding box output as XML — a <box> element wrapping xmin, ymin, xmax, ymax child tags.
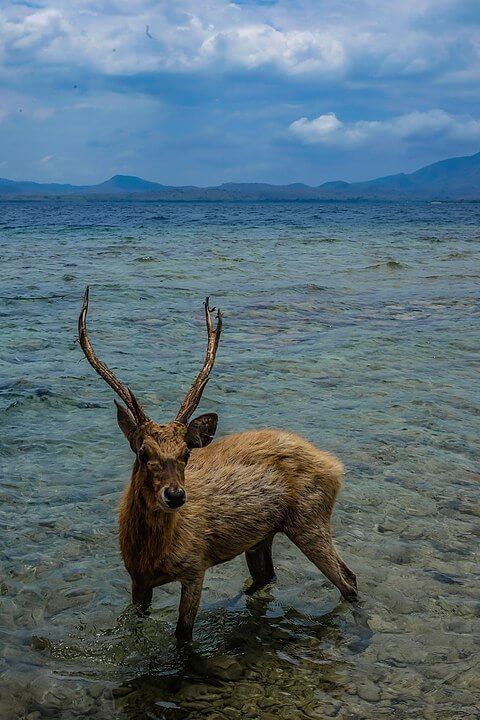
<box><xmin>317</xmin><ymin>151</ymin><xmax>480</xmax><ymax>200</ymax></box>
<box><xmin>0</xmin><ymin>178</ymin><xmax>82</xmax><ymax>195</ymax></box>
<box><xmin>1</xmin><ymin>151</ymin><xmax>480</xmax><ymax>200</ymax></box>
<box><xmin>89</xmin><ymin>175</ymin><xmax>171</xmax><ymax>193</ymax></box>
<box><xmin>0</xmin><ymin>174</ymin><xmax>170</xmax><ymax>196</ymax></box>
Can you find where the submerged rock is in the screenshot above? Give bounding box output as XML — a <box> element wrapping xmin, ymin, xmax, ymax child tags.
<box><xmin>356</xmin><ymin>679</ymin><xmax>381</xmax><ymax>702</ymax></box>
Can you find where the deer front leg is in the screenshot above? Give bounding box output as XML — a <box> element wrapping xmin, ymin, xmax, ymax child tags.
<box><xmin>175</xmin><ymin>576</ymin><xmax>204</xmax><ymax>642</ymax></box>
<box><xmin>132</xmin><ymin>579</ymin><xmax>153</xmax><ymax>614</ymax></box>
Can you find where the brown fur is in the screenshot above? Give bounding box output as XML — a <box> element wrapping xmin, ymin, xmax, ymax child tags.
<box><xmin>118</xmin><ymin>423</ymin><xmax>357</xmax><ymax>641</ymax></box>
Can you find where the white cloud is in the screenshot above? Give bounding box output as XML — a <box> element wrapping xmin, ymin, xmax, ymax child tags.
<box><xmin>0</xmin><ymin>0</ymin><xmax>477</xmax><ymax>81</ymax></box>
<box><xmin>289</xmin><ymin>110</ymin><xmax>480</xmax><ymax>146</ymax></box>
<box><xmin>200</xmin><ymin>25</ymin><xmax>345</xmax><ymax>75</ymax></box>
<box><xmin>290</xmin><ymin>112</ymin><xmax>344</xmax><ymax>143</ymax></box>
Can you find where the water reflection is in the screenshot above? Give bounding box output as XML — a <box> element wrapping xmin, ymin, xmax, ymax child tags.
<box><xmin>35</xmin><ymin>588</ymin><xmax>361</xmax><ymax>719</ymax></box>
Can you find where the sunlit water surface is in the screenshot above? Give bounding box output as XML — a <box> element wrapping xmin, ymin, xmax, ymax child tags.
<box><xmin>0</xmin><ymin>200</ymin><xmax>479</xmax><ymax>719</ymax></box>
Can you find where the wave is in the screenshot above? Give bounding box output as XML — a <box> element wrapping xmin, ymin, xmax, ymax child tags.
<box><xmin>2</xmin><ymin>388</ymin><xmax>103</xmax><ymax>413</ymax></box>
<box><xmin>366</xmin><ymin>259</ymin><xmax>405</xmax><ymax>270</ymax></box>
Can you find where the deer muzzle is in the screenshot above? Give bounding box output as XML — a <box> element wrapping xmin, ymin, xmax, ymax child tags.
<box><xmin>162</xmin><ymin>485</ymin><xmax>187</xmax><ymax>509</ymax></box>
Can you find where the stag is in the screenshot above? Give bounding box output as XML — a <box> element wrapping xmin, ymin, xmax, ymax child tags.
<box><xmin>79</xmin><ymin>288</ymin><xmax>357</xmax><ymax>641</ymax></box>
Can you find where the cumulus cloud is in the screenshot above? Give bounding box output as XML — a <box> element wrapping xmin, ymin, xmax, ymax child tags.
<box><xmin>289</xmin><ymin>110</ymin><xmax>480</xmax><ymax>146</ymax></box>
<box><xmin>200</xmin><ymin>25</ymin><xmax>345</xmax><ymax>75</ymax></box>
<box><xmin>1</xmin><ymin>7</ymin><xmax>66</xmax><ymax>56</ymax></box>
<box><xmin>0</xmin><ymin>0</ymin><xmax>478</xmax><ymax>81</ymax></box>
<box><xmin>0</xmin><ymin>2</ymin><xmax>346</xmax><ymax>76</ymax></box>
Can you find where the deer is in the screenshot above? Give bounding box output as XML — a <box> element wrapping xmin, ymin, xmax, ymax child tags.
<box><xmin>78</xmin><ymin>288</ymin><xmax>358</xmax><ymax>641</ymax></box>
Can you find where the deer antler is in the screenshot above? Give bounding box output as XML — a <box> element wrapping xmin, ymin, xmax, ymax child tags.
<box><xmin>175</xmin><ymin>297</ymin><xmax>222</xmax><ymax>425</ymax></box>
<box><xmin>78</xmin><ymin>287</ymin><xmax>149</xmax><ymax>425</ymax></box>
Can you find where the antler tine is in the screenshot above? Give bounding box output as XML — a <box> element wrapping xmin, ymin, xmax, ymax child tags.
<box><xmin>78</xmin><ymin>286</ymin><xmax>149</xmax><ymax>425</ymax></box>
<box><xmin>175</xmin><ymin>297</ymin><xmax>223</xmax><ymax>425</ymax></box>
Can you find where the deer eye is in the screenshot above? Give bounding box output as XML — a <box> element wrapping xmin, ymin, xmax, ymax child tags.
<box><xmin>138</xmin><ymin>447</ymin><xmax>149</xmax><ymax>463</ymax></box>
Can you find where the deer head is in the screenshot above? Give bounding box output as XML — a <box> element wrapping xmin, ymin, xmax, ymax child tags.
<box><xmin>78</xmin><ymin>288</ymin><xmax>222</xmax><ymax>512</ymax></box>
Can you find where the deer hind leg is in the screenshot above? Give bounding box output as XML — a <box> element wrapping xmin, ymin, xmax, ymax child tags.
<box><xmin>286</xmin><ymin>521</ymin><xmax>357</xmax><ymax>601</ymax></box>
<box><xmin>244</xmin><ymin>534</ymin><xmax>276</xmax><ymax>595</ymax></box>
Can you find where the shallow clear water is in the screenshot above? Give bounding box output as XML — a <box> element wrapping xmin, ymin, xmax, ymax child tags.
<box><xmin>0</xmin><ymin>200</ymin><xmax>479</xmax><ymax>720</ymax></box>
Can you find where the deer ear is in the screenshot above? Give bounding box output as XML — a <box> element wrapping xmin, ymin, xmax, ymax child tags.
<box><xmin>115</xmin><ymin>400</ymin><xmax>137</xmax><ymax>451</ymax></box>
<box><xmin>186</xmin><ymin>413</ymin><xmax>218</xmax><ymax>448</ymax></box>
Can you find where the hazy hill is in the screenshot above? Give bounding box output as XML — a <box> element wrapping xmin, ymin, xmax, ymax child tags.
<box><xmin>1</xmin><ymin>151</ymin><xmax>480</xmax><ymax>200</ymax></box>
<box><xmin>0</xmin><ymin>174</ymin><xmax>170</xmax><ymax>195</ymax></box>
<box><xmin>319</xmin><ymin>151</ymin><xmax>480</xmax><ymax>200</ymax></box>
<box><xmin>0</xmin><ymin>178</ymin><xmax>83</xmax><ymax>195</ymax></box>
<box><xmin>88</xmin><ymin>175</ymin><xmax>171</xmax><ymax>193</ymax></box>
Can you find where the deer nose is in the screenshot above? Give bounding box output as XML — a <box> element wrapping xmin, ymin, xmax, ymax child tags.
<box><xmin>163</xmin><ymin>487</ymin><xmax>186</xmax><ymax>509</ymax></box>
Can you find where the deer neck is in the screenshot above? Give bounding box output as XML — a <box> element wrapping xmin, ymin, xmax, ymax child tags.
<box><xmin>119</xmin><ymin>472</ymin><xmax>180</xmax><ymax>576</ymax></box>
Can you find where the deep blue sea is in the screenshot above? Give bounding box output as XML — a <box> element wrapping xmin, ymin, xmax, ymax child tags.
<box><xmin>0</xmin><ymin>200</ymin><xmax>479</xmax><ymax>719</ymax></box>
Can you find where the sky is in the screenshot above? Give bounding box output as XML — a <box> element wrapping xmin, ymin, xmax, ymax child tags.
<box><xmin>1</xmin><ymin>0</ymin><xmax>480</xmax><ymax>185</ymax></box>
